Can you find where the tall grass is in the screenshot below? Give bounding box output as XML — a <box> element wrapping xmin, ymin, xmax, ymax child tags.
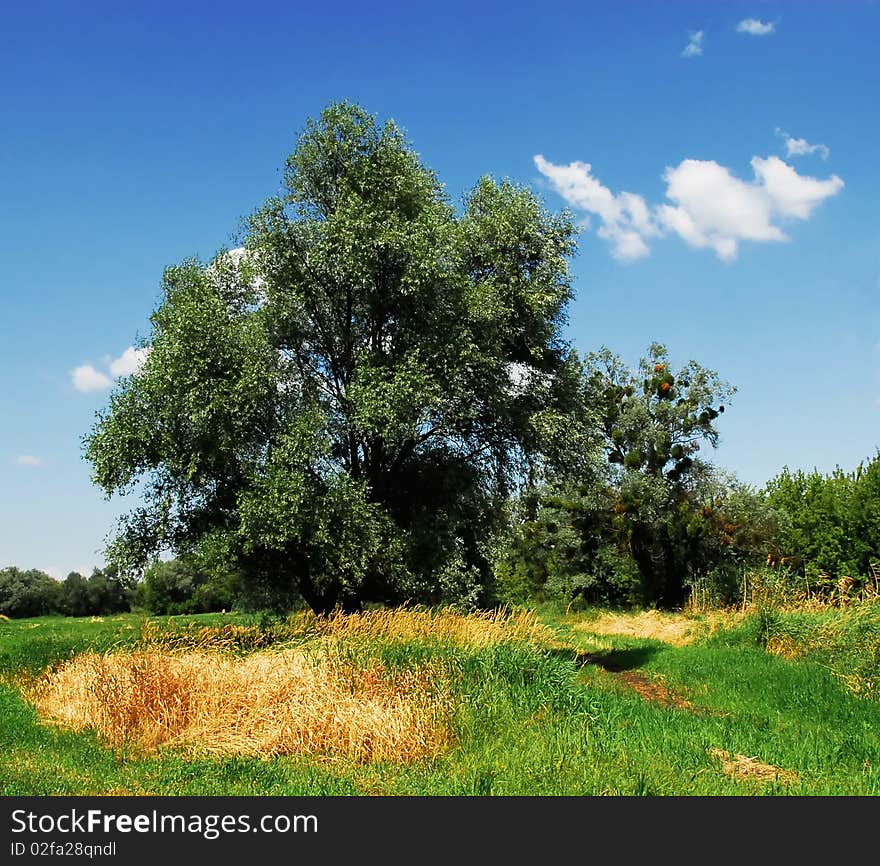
<box><xmin>744</xmin><ymin>602</ymin><xmax>880</xmax><ymax>699</ymax></box>
<box><xmin>135</xmin><ymin>605</ymin><xmax>551</xmax><ymax>653</ymax></box>
<box><xmin>20</xmin><ymin>606</ymin><xmax>556</xmax><ymax>765</ymax></box>
<box><xmin>688</xmin><ymin>565</ymin><xmax>880</xmax><ymax>614</ymax></box>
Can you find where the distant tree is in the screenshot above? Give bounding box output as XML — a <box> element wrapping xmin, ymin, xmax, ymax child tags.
<box><xmin>59</xmin><ymin>571</ymin><xmax>91</xmax><ymax>617</ymax></box>
<box><xmin>0</xmin><ymin>568</ymin><xmax>61</xmax><ymax>618</ymax></box>
<box><xmin>140</xmin><ymin>559</ymin><xmax>203</xmax><ymax>615</ymax></box>
<box><xmin>55</xmin><ymin>567</ymin><xmax>132</xmax><ymax>617</ymax></box>
<box><xmin>85</xmin><ymin>101</ymin><xmax>583</xmax><ymax>614</ymax></box>
<box><xmin>85</xmin><ymin>566</ymin><xmax>132</xmax><ymax>614</ymax></box>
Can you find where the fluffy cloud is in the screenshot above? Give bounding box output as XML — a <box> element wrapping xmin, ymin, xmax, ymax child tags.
<box><xmin>71</xmin><ymin>364</ymin><xmax>113</xmax><ymax>393</ymax></box>
<box><xmin>750</xmin><ymin>156</ymin><xmax>844</xmax><ymax>218</ymax></box>
<box><xmin>776</xmin><ymin>129</ymin><xmax>830</xmax><ymax>160</ymax></box>
<box><xmin>681</xmin><ymin>30</ymin><xmax>704</xmax><ymax>58</ymax></box>
<box><xmin>736</xmin><ymin>18</ymin><xmax>775</xmax><ymax>36</ymax></box>
<box><xmin>533</xmin><ymin>155</ymin><xmax>659</xmax><ymax>262</ymax></box>
<box><xmin>16</xmin><ymin>455</ymin><xmax>43</xmax><ymax>467</ymax></box>
<box><xmin>109</xmin><ymin>346</ymin><xmax>151</xmax><ymax>377</ymax></box>
<box><xmin>72</xmin><ymin>345</ymin><xmax>151</xmax><ymax>393</ymax></box>
<box><xmin>534</xmin><ymin>152</ymin><xmax>844</xmax><ymax>262</ymax></box>
<box><xmin>657</xmin><ymin>156</ymin><xmax>842</xmax><ymax>260</ymax></box>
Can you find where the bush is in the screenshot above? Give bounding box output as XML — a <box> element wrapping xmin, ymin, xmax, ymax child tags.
<box><xmin>493</xmin><ymin>485</ymin><xmax>641</xmax><ymax>607</ymax></box>
<box><xmin>764</xmin><ymin>453</ymin><xmax>880</xmax><ymax>591</ymax></box>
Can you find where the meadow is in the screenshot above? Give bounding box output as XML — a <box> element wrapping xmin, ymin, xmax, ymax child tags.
<box><xmin>2</xmin><ymin>602</ymin><xmax>880</xmax><ymax>796</ymax></box>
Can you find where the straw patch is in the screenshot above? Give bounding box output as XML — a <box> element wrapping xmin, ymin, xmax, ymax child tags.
<box><xmin>708</xmin><ymin>748</ymin><xmax>797</xmax><ymax>784</ymax></box>
<box><xmin>576</xmin><ymin>610</ymin><xmax>733</xmax><ymax>646</ymax></box>
<box><xmin>29</xmin><ymin>648</ymin><xmax>453</xmax><ymax>763</ymax></box>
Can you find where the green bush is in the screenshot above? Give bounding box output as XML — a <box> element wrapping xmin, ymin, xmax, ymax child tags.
<box><xmin>764</xmin><ymin>452</ymin><xmax>880</xmax><ymax>590</ymax></box>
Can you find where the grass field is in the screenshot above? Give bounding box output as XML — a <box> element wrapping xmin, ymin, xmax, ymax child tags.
<box><xmin>3</xmin><ymin>603</ymin><xmax>880</xmax><ymax>795</ymax></box>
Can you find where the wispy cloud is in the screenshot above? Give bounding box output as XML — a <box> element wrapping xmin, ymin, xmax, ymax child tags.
<box><xmin>736</xmin><ymin>18</ymin><xmax>775</xmax><ymax>36</ymax></box>
<box><xmin>776</xmin><ymin>128</ymin><xmax>830</xmax><ymax>160</ymax></box>
<box><xmin>71</xmin><ymin>364</ymin><xmax>113</xmax><ymax>393</ymax></box>
<box><xmin>15</xmin><ymin>455</ymin><xmax>44</xmax><ymax>467</ymax></box>
<box><xmin>533</xmin><ymin>156</ymin><xmax>659</xmax><ymax>262</ymax></box>
<box><xmin>681</xmin><ymin>30</ymin><xmax>704</xmax><ymax>58</ymax></box>
<box><xmin>534</xmin><ymin>150</ymin><xmax>844</xmax><ymax>263</ymax></box>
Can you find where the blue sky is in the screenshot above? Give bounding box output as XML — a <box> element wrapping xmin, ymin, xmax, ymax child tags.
<box><xmin>1</xmin><ymin>1</ymin><xmax>878</xmax><ymax>576</ymax></box>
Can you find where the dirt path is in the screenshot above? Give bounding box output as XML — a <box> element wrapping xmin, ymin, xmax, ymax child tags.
<box><xmin>615</xmin><ymin>670</ymin><xmax>696</xmax><ymax>710</ymax></box>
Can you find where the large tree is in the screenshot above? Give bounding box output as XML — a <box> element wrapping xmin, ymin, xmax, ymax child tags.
<box><xmin>86</xmin><ymin>102</ymin><xmax>582</xmax><ymax>614</ymax></box>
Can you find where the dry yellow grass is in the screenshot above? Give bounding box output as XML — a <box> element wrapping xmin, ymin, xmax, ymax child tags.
<box><xmin>574</xmin><ymin>609</ymin><xmax>737</xmax><ymax>646</ymax></box>
<box><xmin>27</xmin><ymin>607</ymin><xmax>548</xmax><ymax>763</ymax></box>
<box><xmin>708</xmin><ymin>748</ymin><xmax>797</xmax><ymax>784</ymax></box>
<box><xmin>30</xmin><ymin>647</ymin><xmax>453</xmax><ymax>763</ymax></box>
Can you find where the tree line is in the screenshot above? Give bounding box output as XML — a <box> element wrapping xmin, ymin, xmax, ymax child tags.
<box><xmin>4</xmin><ymin>451</ymin><xmax>879</xmax><ymax>618</ymax></box>
<box><xmin>0</xmin><ymin>560</ymin><xmax>234</xmax><ymax>618</ymax></box>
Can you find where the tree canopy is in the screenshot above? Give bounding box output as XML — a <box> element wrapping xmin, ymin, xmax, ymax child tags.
<box><xmin>86</xmin><ymin>102</ymin><xmax>583</xmax><ymax>614</ymax></box>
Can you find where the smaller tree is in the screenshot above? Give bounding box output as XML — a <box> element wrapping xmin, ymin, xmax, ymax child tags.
<box><xmin>494</xmin><ymin>480</ymin><xmax>640</xmax><ymax>606</ymax></box>
<box><xmin>584</xmin><ymin>343</ymin><xmax>736</xmax><ymax>607</ymax></box>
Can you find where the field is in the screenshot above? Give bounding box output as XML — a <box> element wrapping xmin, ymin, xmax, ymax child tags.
<box><xmin>3</xmin><ymin>603</ymin><xmax>880</xmax><ymax>796</ymax></box>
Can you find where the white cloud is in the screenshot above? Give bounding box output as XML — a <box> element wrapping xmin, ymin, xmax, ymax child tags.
<box><xmin>659</xmin><ymin>156</ymin><xmax>843</xmax><ymax>260</ymax></box>
<box><xmin>737</xmin><ymin>18</ymin><xmax>775</xmax><ymax>36</ymax></box>
<box><xmin>776</xmin><ymin>128</ymin><xmax>830</xmax><ymax>160</ymax></box>
<box><xmin>681</xmin><ymin>30</ymin><xmax>704</xmax><ymax>58</ymax></box>
<box><xmin>43</xmin><ymin>566</ymin><xmax>62</xmax><ymax>581</ymax></box>
<box><xmin>533</xmin><ymin>155</ymin><xmax>659</xmax><ymax>262</ymax></box>
<box><xmin>657</xmin><ymin>158</ymin><xmax>787</xmax><ymax>261</ymax></box>
<box><xmin>751</xmin><ymin>155</ymin><xmax>844</xmax><ymax>218</ymax></box>
<box><xmin>506</xmin><ymin>361</ymin><xmax>552</xmax><ymax>397</ymax></box>
<box><xmin>225</xmin><ymin>247</ymin><xmax>246</xmax><ymax>267</ymax></box>
<box><xmin>208</xmin><ymin>246</ymin><xmax>267</xmax><ymax>299</ymax></box>
<box><xmin>15</xmin><ymin>455</ymin><xmax>43</xmax><ymax>467</ymax></box>
<box><xmin>110</xmin><ymin>345</ymin><xmax>151</xmax><ymax>377</ymax></box>
<box><xmin>72</xmin><ymin>345</ymin><xmax>151</xmax><ymax>393</ymax></box>
<box><xmin>535</xmin><ymin>151</ymin><xmax>844</xmax><ymax>263</ymax></box>
<box><xmin>71</xmin><ymin>364</ymin><xmax>112</xmax><ymax>393</ymax></box>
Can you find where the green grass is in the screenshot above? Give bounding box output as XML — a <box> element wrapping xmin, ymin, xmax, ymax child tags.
<box><xmin>3</xmin><ymin>606</ymin><xmax>880</xmax><ymax>795</ymax></box>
